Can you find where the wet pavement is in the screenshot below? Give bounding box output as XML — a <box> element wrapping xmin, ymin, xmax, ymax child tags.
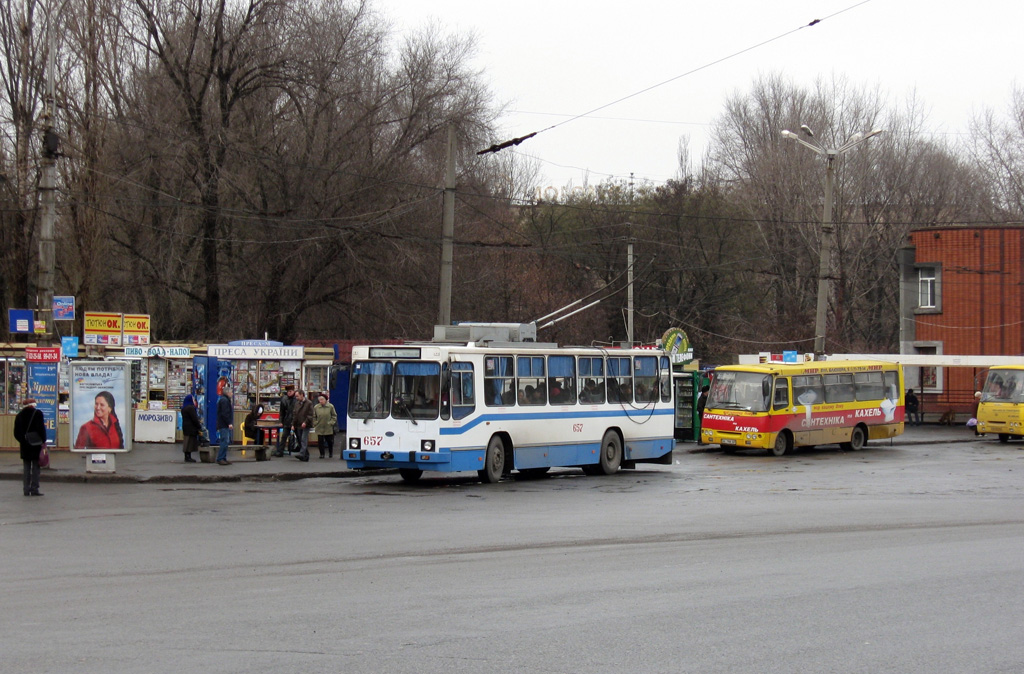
<box><xmin>0</xmin><ymin>424</ymin><xmax>987</xmax><ymax>485</ymax></box>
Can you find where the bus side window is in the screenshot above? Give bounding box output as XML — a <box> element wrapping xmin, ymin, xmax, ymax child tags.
<box><xmin>773</xmin><ymin>378</ymin><xmax>790</xmax><ymax>410</ymax></box>
<box><xmin>855</xmin><ymin>371</ymin><xmax>884</xmax><ymax>400</ymax></box>
<box><xmin>793</xmin><ymin>375</ymin><xmax>823</xmax><ymax>406</ymax></box>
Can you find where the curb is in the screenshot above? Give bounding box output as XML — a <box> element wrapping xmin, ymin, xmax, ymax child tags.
<box><xmin>0</xmin><ymin>468</ymin><xmax>392</xmax><ymax>485</ymax></box>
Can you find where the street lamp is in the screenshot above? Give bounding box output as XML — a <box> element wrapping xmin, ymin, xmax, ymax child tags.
<box><xmin>781</xmin><ymin>126</ymin><xmax>882</xmax><ymax>357</ymax></box>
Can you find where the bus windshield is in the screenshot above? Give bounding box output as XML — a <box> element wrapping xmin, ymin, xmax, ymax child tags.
<box><xmin>981</xmin><ymin>369</ymin><xmax>1024</xmax><ymax>403</ymax></box>
<box><xmin>708</xmin><ymin>371</ymin><xmax>772</xmax><ymax>412</ymax></box>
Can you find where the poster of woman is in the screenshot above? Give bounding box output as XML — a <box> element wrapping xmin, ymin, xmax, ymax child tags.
<box><xmin>70</xmin><ymin>361</ymin><xmax>132</xmax><ymax>452</ymax></box>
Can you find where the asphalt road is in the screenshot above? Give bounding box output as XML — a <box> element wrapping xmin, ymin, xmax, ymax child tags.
<box><xmin>3</xmin><ymin>439</ymin><xmax>1022</xmax><ymax>673</ymax></box>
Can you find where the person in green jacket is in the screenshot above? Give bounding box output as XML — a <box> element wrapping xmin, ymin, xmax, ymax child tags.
<box><xmin>313</xmin><ymin>392</ymin><xmax>338</xmax><ymax>459</ymax></box>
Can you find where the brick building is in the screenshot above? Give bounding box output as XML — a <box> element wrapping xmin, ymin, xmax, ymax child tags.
<box><xmin>899</xmin><ymin>226</ymin><xmax>1024</xmax><ymax>416</ymax></box>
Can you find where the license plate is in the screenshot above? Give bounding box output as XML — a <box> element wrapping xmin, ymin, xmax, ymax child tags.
<box><xmin>722</xmin><ymin>438</ymin><xmax>736</xmax><ymax>445</ymax></box>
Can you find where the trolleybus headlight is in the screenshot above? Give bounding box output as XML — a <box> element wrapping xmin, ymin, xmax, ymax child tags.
<box><xmin>421</xmin><ymin>439</ymin><xmax>435</xmax><ymax>452</ymax></box>
<box><xmin>349</xmin><ymin>437</ymin><xmax>360</xmax><ymax>449</ymax></box>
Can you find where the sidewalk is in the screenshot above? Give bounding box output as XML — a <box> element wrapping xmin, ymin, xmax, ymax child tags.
<box><xmin>0</xmin><ymin>423</ymin><xmax>988</xmax><ymax>485</ymax></box>
<box><xmin>0</xmin><ymin>440</ymin><xmax>368</xmax><ymax>485</ymax></box>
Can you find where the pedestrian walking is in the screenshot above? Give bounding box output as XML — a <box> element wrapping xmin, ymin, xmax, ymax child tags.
<box><xmin>14</xmin><ymin>398</ymin><xmax>47</xmax><ymax>496</ymax></box>
<box><xmin>313</xmin><ymin>392</ymin><xmax>338</xmax><ymax>459</ymax></box>
<box><xmin>181</xmin><ymin>394</ymin><xmax>201</xmax><ymax>463</ymax></box>
<box><xmin>291</xmin><ymin>389</ymin><xmax>314</xmax><ymax>461</ymax></box>
<box><xmin>216</xmin><ymin>379</ymin><xmax>234</xmax><ymax>465</ymax></box>
<box><xmin>273</xmin><ymin>386</ymin><xmax>296</xmax><ymax>457</ymax></box>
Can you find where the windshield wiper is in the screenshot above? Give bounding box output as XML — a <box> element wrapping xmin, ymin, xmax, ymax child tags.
<box><xmin>392</xmin><ymin>397</ymin><xmax>418</xmax><ymax>425</ymax></box>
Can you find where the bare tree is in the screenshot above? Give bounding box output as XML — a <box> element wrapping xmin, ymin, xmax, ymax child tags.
<box><xmin>970</xmin><ymin>85</ymin><xmax>1024</xmax><ymax>219</ymax></box>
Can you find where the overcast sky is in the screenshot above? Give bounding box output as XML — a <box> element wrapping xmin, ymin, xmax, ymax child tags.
<box><xmin>380</xmin><ymin>0</ymin><xmax>1022</xmax><ymax>191</ymax></box>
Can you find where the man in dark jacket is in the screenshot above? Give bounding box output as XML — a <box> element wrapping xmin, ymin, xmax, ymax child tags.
<box><xmin>216</xmin><ymin>380</ymin><xmax>234</xmax><ymax>466</ymax></box>
<box><xmin>273</xmin><ymin>386</ymin><xmax>296</xmax><ymax>457</ymax></box>
<box><xmin>14</xmin><ymin>398</ymin><xmax>47</xmax><ymax>496</ymax></box>
<box><xmin>291</xmin><ymin>389</ymin><xmax>314</xmax><ymax>461</ymax></box>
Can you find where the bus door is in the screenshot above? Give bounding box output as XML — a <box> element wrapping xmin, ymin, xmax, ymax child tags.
<box><xmin>791</xmin><ymin>374</ymin><xmax>825</xmax><ymax>446</ymax></box>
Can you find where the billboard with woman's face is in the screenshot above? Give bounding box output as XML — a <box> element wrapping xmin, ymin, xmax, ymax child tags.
<box><xmin>70</xmin><ymin>361</ymin><xmax>132</xmax><ymax>452</ymax></box>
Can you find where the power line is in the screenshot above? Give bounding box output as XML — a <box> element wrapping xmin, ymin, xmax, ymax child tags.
<box><xmin>478</xmin><ymin>0</ymin><xmax>873</xmax><ymax>155</ymax></box>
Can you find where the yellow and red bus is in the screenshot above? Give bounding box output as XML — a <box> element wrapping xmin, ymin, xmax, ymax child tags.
<box><xmin>976</xmin><ymin>365</ymin><xmax>1024</xmax><ymax>442</ymax></box>
<box><xmin>699</xmin><ymin>360</ymin><xmax>904</xmax><ymax>456</ymax></box>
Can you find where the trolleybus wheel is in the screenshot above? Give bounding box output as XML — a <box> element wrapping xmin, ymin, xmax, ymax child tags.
<box><xmin>399</xmin><ymin>468</ymin><xmax>423</xmax><ymax>483</ymax></box>
<box><xmin>770</xmin><ymin>431</ymin><xmax>790</xmax><ymax>457</ymax></box>
<box><xmin>479</xmin><ymin>436</ymin><xmax>505</xmax><ymax>483</ymax></box>
<box><xmin>597</xmin><ymin>430</ymin><xmax>623</xmax><ymax>475</ymax></box>
<box><xmin>841</xmin><ymin>425</ymin><xmax>867</xmax><ymax>452</ymax></box>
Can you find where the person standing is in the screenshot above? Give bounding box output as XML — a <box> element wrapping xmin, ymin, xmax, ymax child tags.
<box><xmin>273</xmin><ymin>386</ymin><xmax>296</xmax><ymax>457</ymax></box>
<box><xmin>291</xmin><ymin>389</ymin><xmax>314</xmax><ymax>462</ymax></box>
<box><xmin>216</xmin><ymin>380</ymin><xmax>234</xmax><ymax>466</ymax></box>
<box><xmin>14</xmin><ymin>398</ymin><xmax>47</xmax><ymax>496</ymax></box>
<box><xmin>181</xmin><ymin>394</ymin><xmax>201</xmax><ymax>463</ymax></box>
<box><xmin>313</xmin><ymin>392</ymin><xmax>338</xmax><ymax>459</ymax></box>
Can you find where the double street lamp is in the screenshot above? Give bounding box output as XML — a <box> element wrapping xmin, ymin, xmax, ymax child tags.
<box><xmin>781</xmin><ymin>125</ymin><xmax>882</xmax><ymax>357</ymax></box>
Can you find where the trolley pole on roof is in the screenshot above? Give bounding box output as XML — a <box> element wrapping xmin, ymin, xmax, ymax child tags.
<box><xmin>438</xmin><ymin>124</ymin><xmax>456</xmax><ymax>326</ymax></box>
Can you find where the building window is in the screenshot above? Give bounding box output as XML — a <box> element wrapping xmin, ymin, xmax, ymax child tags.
<box><xmin>919</xmin><ymin>268</ymin><xmax>936</xmax><ymax>309</ymax></box>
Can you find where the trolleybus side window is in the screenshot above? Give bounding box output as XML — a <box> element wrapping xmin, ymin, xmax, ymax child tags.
<box><xmin>634</xmin><ymin>355</ymin><xmax>659</xmax><ymax>403</ymax></box>
<box><xmin>824</xmin><ymin>373</ymin><xmax>856</xmax><ymax>403</ymax></box>
<box><xmin>608</xmin><ymin>357</ymin><xmax>632</xmax><ymax>402</ymax></box>
<box><xmin>349</xmin><ymin>361</ymin><xmax>392</xmax><ymax>419</ymax></box>
<box><xmin>484</xmin><ymin>356</ymin><xmax>514</xmax><ymax>407</ymax></box>
<box><xmin>578</xmin><ymin>357</ymin><xmax>605</xmax><ymax>404</ymax></box>
<box><xmin>449</xmin><ymin>362</ymin><xmax>475</xmax><ymax>420</ymax></box>
<box><xmin>793</xmin><ymin>375</ymin><xmax>824</xmax><ymax>407</ymax></box>
<box><xmin>773</xmin><ymin>377</ymin><xmax>790</xmax><ymax>410</ymax></box>
<box><xmin>660</xmin><ymin>356</ymin><xmax>672</xmax><ymax>403</ymax></box>
<box><xmin>517</xmin><ymin>355</ymin><xmax>546</xmax><ymax>406</ymax></box>
<box><xmin>547</xmin><ymin>355</ymin><xmax>576</xmax><ymax>405</ymax></box>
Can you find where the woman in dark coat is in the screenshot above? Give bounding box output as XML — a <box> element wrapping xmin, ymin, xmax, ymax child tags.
<box><xmin>181</xmin><ymin>394</ymin><xmax>202</xmax><ymax>463</ymax></box>
<box><xmin>13</xmin><ymin>398</ymin><xmax>47</xmax><ymax>496</ymax></box>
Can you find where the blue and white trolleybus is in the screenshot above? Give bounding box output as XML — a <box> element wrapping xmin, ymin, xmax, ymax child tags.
<box><xmin>343</xmin><ymin>324</ymin><xmax>676</xmax><ymax>483</ymax></box>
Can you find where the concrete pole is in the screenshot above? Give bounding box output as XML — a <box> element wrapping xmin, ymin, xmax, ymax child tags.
<box><xmin>627</xmin><ymin>233</ymin><xmax>634</xmax><ymax>347</ymax></box>
<box><xmin>36</xmin><ymin>3</ymin><xmax>58</xmax><ymax>347</ymax></box>
<box><xmin>813</xmin><ymin>153</ymin><xmax>836</xmax><ymax>358</ymax></box>
<box><xmin>437</xmin><ymin>125</ymin><xmax>456</xmax><ymax>327</ymax></box>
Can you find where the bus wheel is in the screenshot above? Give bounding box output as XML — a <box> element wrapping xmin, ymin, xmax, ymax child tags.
<box><xmin>770</xmin><ymin>431</ymin><xmax>790</xmax><ymax>457</ymax></box>
<box><xmin>999</xmin><ymin>434</ymin><xmax>1010</xmax><ymax>444</ymax></box>
<box><xmin>597</xmin><ymin>431</ymin><xmax>623</xmax><ymax>475</ymax></box>
<box><xmin>399</xmin><ymin>468</ymin><xmax>423</xmax><ymax>483</ymax></box>
<box><xmin>478</xmin><ymin>436</ymin><xmax>505</xmax><ymax>483</ymax></box>
<box><xmin>841</xmin><ymin>425</ymin><xmax>867</xmax><ymax>451</ymax></box>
